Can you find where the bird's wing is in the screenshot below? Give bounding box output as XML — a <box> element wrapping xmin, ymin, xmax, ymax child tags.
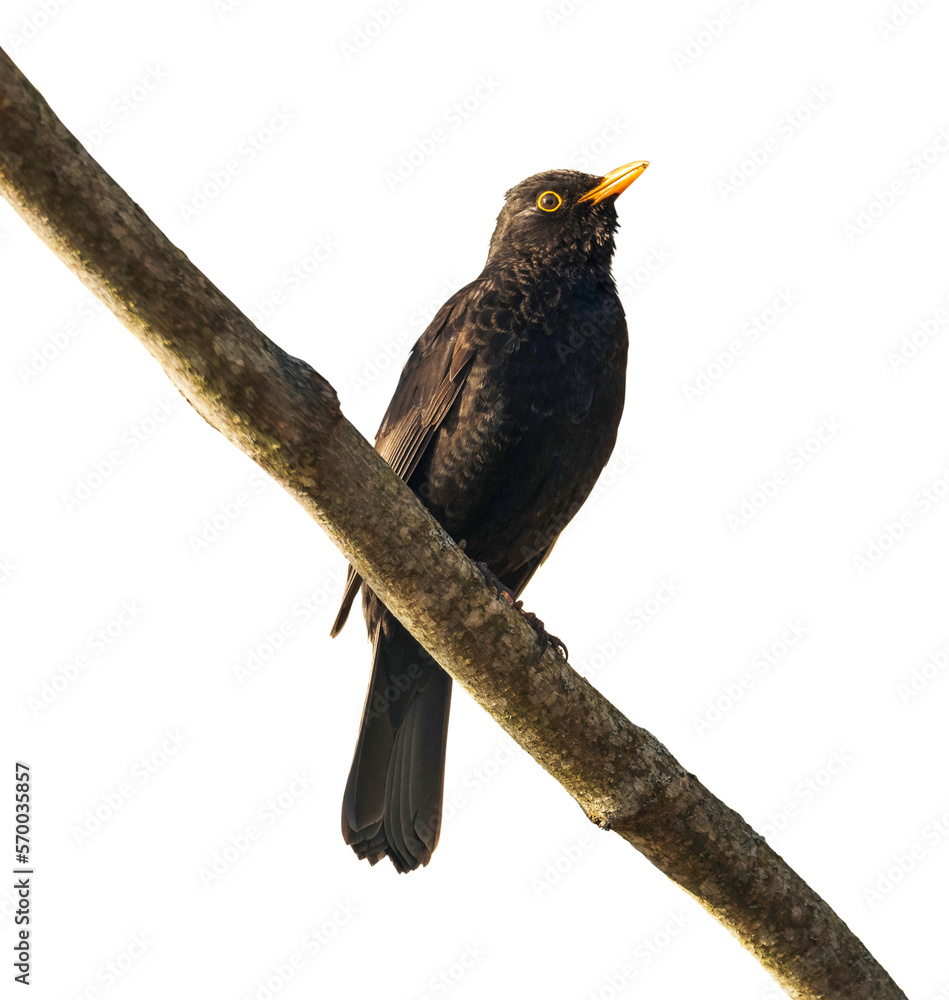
<box><xmin>504</xmin><ymin>541</ymin><xmax>557</xmax><ymax>599</ymax></box>
<box><xmin>330</xmin><ymin>283</ymin><xmax>481</xmax><ymax>637</ymax></box>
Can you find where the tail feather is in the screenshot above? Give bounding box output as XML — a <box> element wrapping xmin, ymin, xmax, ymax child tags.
<box><xmin>330</xmin><ymin>565</ymin><xmax>362</xmax><ymax>638</ymax></box>
<box><xmin>341</xmin><ymin>609</ymin><xmax>452</xmax><ymax>873</ymax></box>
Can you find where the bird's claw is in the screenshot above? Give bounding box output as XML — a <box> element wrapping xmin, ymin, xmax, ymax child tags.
<box><xmin>514</xmin><ymin>603</ymin><xmax>568</xmax><ymax>659</ymax></box>
<box><xmin>475</xmin><ymin>560</ymin><xmax>517</xmax><ymax>605</ymax></box>
<box><xmin>475</xmin><ymin>560</ymin><xmax>568</xmax><ymax>658</ymax></box>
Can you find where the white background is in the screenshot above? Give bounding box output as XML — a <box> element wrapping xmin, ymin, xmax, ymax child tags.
<box><xmin>2</xmin><ymin>1</ymin><xmax>948</xmax><ymax>997</ymax></box>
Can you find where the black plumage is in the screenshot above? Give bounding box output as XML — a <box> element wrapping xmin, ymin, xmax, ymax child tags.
<box><xmin>331</xmin><ymin>161</ymin><xmax>648</xmax><ymax>872</ymax></box>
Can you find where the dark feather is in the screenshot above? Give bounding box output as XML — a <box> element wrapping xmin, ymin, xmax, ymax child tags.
<box><xmin>330</xmin><ymin>284</ymin><xmax>481</xmax><ymax>638</ymax></box>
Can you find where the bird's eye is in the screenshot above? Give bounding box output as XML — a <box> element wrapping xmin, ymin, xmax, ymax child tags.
<box><xmin>537</xmin><ymin>190</ymin><xmax>562</xmax><ymax>212</ymax></box>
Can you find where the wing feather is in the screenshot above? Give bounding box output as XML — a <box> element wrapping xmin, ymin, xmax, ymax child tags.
<box><xmin>330</xmin><ymin>283</ymin><xmax>481</xmax><ymax>637</ymax></box>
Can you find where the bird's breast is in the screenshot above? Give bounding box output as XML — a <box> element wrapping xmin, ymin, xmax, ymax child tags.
<box><xmin>412</xmin><ymin>280</ymin><xmax>627</xmax><ymax>571</ymax></box>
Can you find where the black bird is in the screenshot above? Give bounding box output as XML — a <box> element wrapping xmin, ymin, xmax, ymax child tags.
<box><xmin>331</xmin><ymin>160</ymin><xmax>649</xmax><ymax>872</ymax></box>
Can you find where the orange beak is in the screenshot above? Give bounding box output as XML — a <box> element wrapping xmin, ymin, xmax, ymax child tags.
<box><xmin>579</xmin><ymin>160</ymin><xmax>649</xmax><ymax>205</ymax></box>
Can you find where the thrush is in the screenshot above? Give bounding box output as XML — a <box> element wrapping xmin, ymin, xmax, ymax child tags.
<box><xmin>331</xmin><ymin>160</ymin><xmax>649</xmax><ymax>872</ymax></box>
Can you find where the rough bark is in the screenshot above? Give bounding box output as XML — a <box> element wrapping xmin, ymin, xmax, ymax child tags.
<box><xmin>0</xmin><ymin>47</ymin><xmax>906</xmax><ymax>999</ymax></box>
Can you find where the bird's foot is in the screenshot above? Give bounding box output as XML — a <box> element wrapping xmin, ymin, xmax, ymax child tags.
<box><xmin>474</xmin><ymin>561</ymin><xmax>517</xmax><ymax>605</ymax></box>
<box><xmin>513</xmin><ymin>603</ymin><xmax>568</xmax><ymax>659</ymax></box>
<box><xmin>474</xmin><ymin>561</ymin><xmax>567</xmax><ymax>659</ymax></box>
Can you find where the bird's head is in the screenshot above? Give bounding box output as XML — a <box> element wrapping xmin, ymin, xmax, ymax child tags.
<box><xmin>485</xmin><ymin>161</ymin><xmax>648</xmax><ymax>273</ymax></box>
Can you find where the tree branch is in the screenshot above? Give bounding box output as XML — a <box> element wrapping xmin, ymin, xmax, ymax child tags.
<box><xmin>0</xmin><ymin>48</ymin><xmax>905</xmax><ymax>999</ymax></box>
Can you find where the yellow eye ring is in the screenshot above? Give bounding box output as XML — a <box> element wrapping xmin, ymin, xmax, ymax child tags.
<box><xmin>537</xmin><ymin>190</ymin><xmax>562</xmax><ymax>212</ymax></box>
